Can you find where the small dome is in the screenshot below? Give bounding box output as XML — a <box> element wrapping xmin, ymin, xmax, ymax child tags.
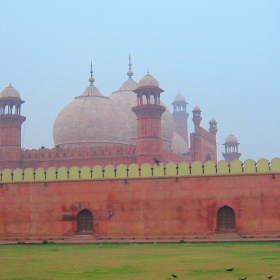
<box><xmin>137</xmin><ymin>72</ymin><xmax>159</xmax><ymax>88</ymax></box>
<box><xmin>225</xmin><ymin>133</ymin><xmax>238</xmax><ymax>144</ymax></box>
<box><xmin>0</xmin><ymin>83</ymin><xmax>20</xmax><ymax>99</ymax></box>
<box><xmin>193</xmin><ymin>105</ymin><xmax>201</xmax><ymax>112</ymax></box>
<box><xmin>172</xmin><ymin>132</ymin><xmax>188</xmax><ymax>155</ymax></box>
<box><xmin>209</xmin><ymin>118</ymin><xmax>217</xmax><ymax>124</ymax></box>
<box><xmin>173</xmin><ymin>93</ymin><xmax>186</xmax><ymax>103</ymax></box>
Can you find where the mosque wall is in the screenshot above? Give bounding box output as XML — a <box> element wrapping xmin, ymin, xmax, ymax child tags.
<box><xmin>1</xmin><ymin>160</ymin><xmax>280</xmax><ymax>239</ymax></box>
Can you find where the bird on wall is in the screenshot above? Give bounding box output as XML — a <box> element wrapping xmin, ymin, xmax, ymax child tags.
<box><xmin>226</xmin><ymin>268</ymin><xmax>234</xmax><ymax>272</ymax></box>
<box><xmin>153</xmin><ymin>158</ymin><xmax>160</xmax><ymax>166</ymax></box>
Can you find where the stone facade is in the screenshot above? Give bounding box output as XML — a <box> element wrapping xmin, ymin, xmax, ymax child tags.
<box><xmin>1</xmin><ymin>161</ymin><xmax>280</xmax><ymax>239</ymax></box>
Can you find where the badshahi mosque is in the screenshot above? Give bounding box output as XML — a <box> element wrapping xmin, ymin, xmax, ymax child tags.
<box><xmin>0</xmin><ymin>57</ymin><xmax>279</xmax><ymax>241</ymax></box>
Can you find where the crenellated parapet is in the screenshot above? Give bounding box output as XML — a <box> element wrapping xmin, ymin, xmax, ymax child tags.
<box><xmin>20</xmin><ymin>144</ymin><xmax>136</xmax><ymax>167</ymax></box>
<box><xmin>0</xmin><ymin>144</ymin><xmax>139</xmax><ymax>170</ymax></box>
<box><xmin>1</xmin><ymin>158</ymin><xmax>280</xmax><ymax>183</ymax></box>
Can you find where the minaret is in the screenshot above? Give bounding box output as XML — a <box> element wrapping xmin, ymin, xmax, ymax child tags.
<box><xmin>172</xmin><ymin>93</ymin><xmax>189</xmax><ymax>151</ymax></box>
<box><xmin>0</xmin><ymin>84</ymin><xmax>26</xmax><ymax>168</ymax></box>
<box><xmin>222</xmin><ymin>133</ymin><xmax>241</xmax><ymax>162</ymax></box>
<box><xmin>132</xmin><ymin>72</ymin><xmax>166</xmax><ymax>164</ymax></box>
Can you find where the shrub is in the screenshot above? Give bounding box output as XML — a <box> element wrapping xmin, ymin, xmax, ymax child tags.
<box><xmin>42</xmin><ymin>239</ymin><xmax>49</xmax><ymax>244</ymax></box>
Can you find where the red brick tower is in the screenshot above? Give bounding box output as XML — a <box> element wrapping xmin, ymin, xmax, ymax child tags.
<box><xmin>0</xmin><ymin>84</ymin><xmax>26</xmax><ymax>168</ymax></box>
<box><xmin>172</xmin><ymin>93</ymin><xmax>189</xmax><ymax>151</ymax></box>
<box><xmin>132</xmin><ymin>72</ymin><xmax>166</xmax><ymax>164</ymax></box>
<box><xmin>222</xmin><ymin>133</ymin><xmax>241</xmax><ymax>162</ymax></box>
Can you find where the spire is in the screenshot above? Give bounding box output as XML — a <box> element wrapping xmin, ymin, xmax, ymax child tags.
<box><xmin>127</xmin><ymin>54</ymin><xmax>133</xmax><ymax>79</ymax></box>
<box><xmin>89</xmin><ymin>62</ymin><xmax>95</xmax><ymax>85</ymax></box>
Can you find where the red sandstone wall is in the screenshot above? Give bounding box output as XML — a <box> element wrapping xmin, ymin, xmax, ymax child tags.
<box><xmin>0</xmin><ymin>173</ymin><xmax>280</xmax><ymax>238</ymax></box>
<box><xmin>190</xmin><ymin>126</ymin><xmax>217</xmax><ymax>162</ymax></box>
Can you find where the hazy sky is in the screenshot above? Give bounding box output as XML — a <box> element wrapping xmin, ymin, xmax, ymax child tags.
<box><xmin>0</xmin><ymin>0</ymin><xmax>279</xmax><ymax>161</ymax></box>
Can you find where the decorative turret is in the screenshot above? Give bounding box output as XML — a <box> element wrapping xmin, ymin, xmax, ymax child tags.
<box><xmin>172</xmin><ymin>92</ymin><xmax>189</xmax><ymax>153</ymax></box>
<box><xmin>209</xmin><ymin>118</ymin><xmax>218</xmax><ymax>135</ymax></box>
<box><xmin>132</xmin><ymin>72</ymin><xmax>166</xmax><ymax>164</ymax></box>
<box><xmin>192</xmin><ymin>105</ymin><xmax>202</xmax><ymax>128</ymax></box>
<box><xmin>222</xmin><ymin>133</ymin><xmax>241</xmax><ymax>162</ymax></box>
<box><xmin>0</xmin><ymin>83</ymin><xmax>26</xmax><ymax>168</ymax></box>
<box><xmin>172</xmin><ymin>93</ymin><xmax>187</xmax><ymax>112</ymax></box>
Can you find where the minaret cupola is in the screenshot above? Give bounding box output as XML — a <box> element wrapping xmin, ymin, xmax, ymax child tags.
<box><xmin>222</xmin><ymin>133</ymin><xmax>241</xmax><ymax>162</ymax></box>
<box><xmin>192</xmin><ymin>105</ymin><xmax>202</xmax><ymax>127</ymax></box>
<box><xmin>209</xmin><ymin>118</ymin><xmax>218</xmax><ymax>135</ymax></box>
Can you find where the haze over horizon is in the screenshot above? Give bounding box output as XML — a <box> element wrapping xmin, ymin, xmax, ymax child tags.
<box><xmin>0</xmin><ymin>0</ymin><xmax>279</xmax><ymax>161</ymax></box>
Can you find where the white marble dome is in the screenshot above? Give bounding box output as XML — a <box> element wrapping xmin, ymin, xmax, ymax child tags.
<box><xmin>53</xmin><ymin>83</ymin><xmax>131</xmax><ymax>148</ymax></box>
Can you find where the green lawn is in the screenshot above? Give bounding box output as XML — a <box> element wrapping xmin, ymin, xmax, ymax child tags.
<box><xmin>0</xmin><ymin>241</ymin><xmax>279</xmax><ymax>280</ymax></box>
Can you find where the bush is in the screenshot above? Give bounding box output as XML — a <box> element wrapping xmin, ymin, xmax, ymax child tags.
<box><xmin>42</xmin><ymin>239</ymin><xmax>49</xmax><ymax>244</ymax></box>
<box><xmin>16</xmin><ymin>241</ymin><xmax>26</xmax><ymax>245</ymax></box>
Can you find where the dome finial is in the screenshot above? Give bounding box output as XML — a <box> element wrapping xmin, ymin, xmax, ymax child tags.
<box><xmin>127</xmin><ymin>54</ymin><xmax>133</xmax><ymax>79</ymax></box>
<box><xmin>89</xmin><ymin>62</ymin><xmax>95</xmax><ymax>85</ymax></box>
<box><xmin>147</xmin><ymin>68</ymin><xmax>150</xmax><ymax>75</ymax></box>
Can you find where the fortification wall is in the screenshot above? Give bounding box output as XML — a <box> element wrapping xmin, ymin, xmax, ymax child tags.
<box><xmin>1</xmin><ymin>158</ymin><xmax>280</xmax><ymax>239</ymax></box>
<box><xmin>1</xmin><ymin>158</ymin><xmax>279</xmax><ymax>182</ymax></box>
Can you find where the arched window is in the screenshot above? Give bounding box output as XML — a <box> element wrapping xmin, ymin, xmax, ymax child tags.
<box><xmin>77</xmin><ymin>209</ymin><xmax>93</xmax><ymax>233</ymax></box>
<box><xmin>217</xmin><ymin>206</ymin><xmax>235</xmax><ymax>232</ymax></box>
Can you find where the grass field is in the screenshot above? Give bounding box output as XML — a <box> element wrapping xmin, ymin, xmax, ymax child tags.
<box><xmin>0</xmin><ymin>241</ymin><xmax>279</xmax><ymax>280</ymax></box>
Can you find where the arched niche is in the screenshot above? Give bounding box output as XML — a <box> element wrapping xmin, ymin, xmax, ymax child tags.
<box><xmin>217</xmin><ymin>206</ymin><xmax>236</xmax><ymax>232</ymax></box>
<box><xmin>77</xmin><ymin>209</ymin><xmax>93</xmax><ymax>233</ymax></box>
